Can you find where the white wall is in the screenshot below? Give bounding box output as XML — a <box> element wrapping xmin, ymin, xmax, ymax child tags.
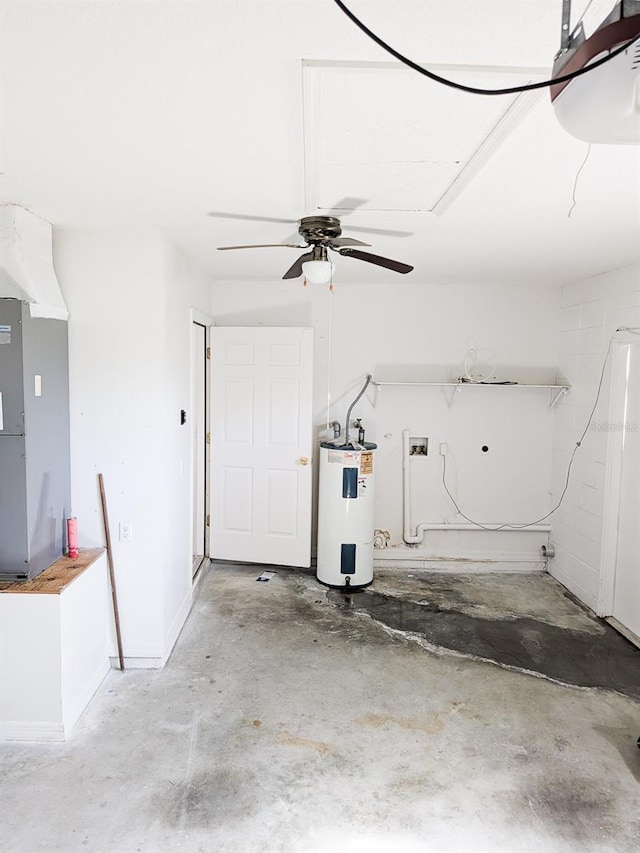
<box><xmin>161</xmin><ymin>244</ymin><xmax>212</xmax><ymax>646</ymax></box>
<box><xmin>550</xmin><ymin>263</ymin><xmax>640</xmax><ymax>611</ymax></box>
<box><xmin>53</xmin><ymin>232</ymin><xmax>213</xmax><ymax>666</ymax></box>
<box><xmin>213</xmin><ymin>280</ymin><xmax>560</xmax><ymax>562</ymax></box>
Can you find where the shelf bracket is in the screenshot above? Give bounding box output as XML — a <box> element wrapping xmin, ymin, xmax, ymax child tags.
<box><xmin>548</xmin><ymin>386</ymin><xmax>568</xmax><ymax>410</ymax></box>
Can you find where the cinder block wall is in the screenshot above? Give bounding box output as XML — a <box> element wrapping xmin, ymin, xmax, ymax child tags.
<box><xmin>550</xmin><ymin>263</ymin><xmax>640</xmax><ymax>610</ymax></box>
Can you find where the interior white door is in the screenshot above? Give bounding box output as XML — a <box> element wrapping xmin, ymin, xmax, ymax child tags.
<box><xmin>211</xmin><ymin>327</ymin><xmax>314</xmax><ymax>567</ymax></box>
<box><xmin>611</xmin><ymin>340</ymin><xmax>640</xmax><ymax>640</ymax></box>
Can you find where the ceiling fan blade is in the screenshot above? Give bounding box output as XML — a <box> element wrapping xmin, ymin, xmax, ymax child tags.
<box><xmin>329</xmin><ymin>237</ymin><xmax>371</xmax><ymax>248</ymax></box>
<box><xmin>217</xmin><ymin>243</ymin><xmax>305</xmax><ymax>251</ymax></box>
<box><xmin>344</xmin><ymin>224</ymin><xmax>413</xmax><ymax>238</ymax></box>
<box><xmin>281</xmin><ymin>231</ymin><xmax>302</xmax><ymax>244</ymax></box>
<box><xmin>208</xmin><ymin>209</ymin><xmax>411</xmax><ymax>236</ymax></box>
<box><xmin>317</xmin><ymin>198</ymin><xmax>413</xmax><ymax>237</ymax></box>
<box><xmin>282</xmin><ymin>251</ymin><xmax>315</xmax><ymax>280</ymax></box>
<box><xmin>208</xmin><ymin>211</ymin><xmax>297</xmax><ymax>225</ymax></box>
<box><xmin>323</xmin><ymin>197</ymin><xmax>368</xmax><ymax>216</ymax></box>
<box><xmin>337</xmin><ymin>247</ymin><xmax>414</xmax><ymax>275</ymax></box>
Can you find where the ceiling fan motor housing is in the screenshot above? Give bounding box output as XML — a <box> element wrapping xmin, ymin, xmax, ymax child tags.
<box><xmin>298</xmin><ymin>216</ymin><xmax>343</xmax><ymax>244</ymax></box>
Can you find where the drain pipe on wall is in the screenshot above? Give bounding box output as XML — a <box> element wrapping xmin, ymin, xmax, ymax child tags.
<box><xmin>402</xmin><ymin>430</ymin><xmax>429</xmax><ymax>544</ymax></box>
<box><xmin>401</xmin><ymin>429</ymin><xmax>550</xmax><ymax>544</ymax></box>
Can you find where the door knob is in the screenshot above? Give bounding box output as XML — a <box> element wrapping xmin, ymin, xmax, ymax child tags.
<box><xmin>298</xmin><ymin>456</ymin><xmax>309</xmax><ymax>466</ymax></box>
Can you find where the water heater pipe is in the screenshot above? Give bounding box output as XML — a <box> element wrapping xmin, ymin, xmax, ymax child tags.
<box><xmin>401</xmin><ymin>430</ymin><xmax>550</xmax><ymax>543</ymax></box>
<box><xmin>344</xmin><ymin>374</ymin><xmax>372</xmax><ymax>447</ymax></box>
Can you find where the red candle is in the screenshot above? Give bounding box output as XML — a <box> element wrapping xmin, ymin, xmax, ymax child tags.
<box><xmin>67</xmin><ymin>517</ymin><xmax>79</xmax><ymax>559</ymax></box>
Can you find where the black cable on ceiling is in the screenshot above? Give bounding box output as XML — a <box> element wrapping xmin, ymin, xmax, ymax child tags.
<box><xmin>332</xmin><ymin>0</ymin><xmax>640</xmax><ymax>96</ymax></box>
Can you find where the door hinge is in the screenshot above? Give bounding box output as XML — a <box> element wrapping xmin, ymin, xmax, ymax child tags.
<box><xmin>206</xmin><ymin>432</ymin><xmax>211</xmax><ymax>444</ymax></box>
<box><xmin>206</xmin><ymin>514</ymin><xmax>210</xmax><ymax>527</ymax></box>
<box><xmin>206</xmin><ymin>347</ymin><xmax>211</xmax><ymax>360</ymax></box>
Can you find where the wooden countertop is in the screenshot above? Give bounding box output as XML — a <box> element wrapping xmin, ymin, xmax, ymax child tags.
<box><xmin>0</xmin><ymin>548</ymin><xmax>105</xmax><ymax>594</ymax></box>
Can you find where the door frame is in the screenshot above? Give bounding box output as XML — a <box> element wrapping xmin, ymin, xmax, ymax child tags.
<box><xmin>598</xmin><ymin>330</ymin><xmax>639</xmax><ymax>620</ymax></box>
<box><xmin>191</xmin><ymin>309</ymin><xmax>213</xmax><ymax>576</ymax></box>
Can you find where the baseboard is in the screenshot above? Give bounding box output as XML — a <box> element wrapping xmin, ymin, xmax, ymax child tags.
<box><xmin>161</xmin><ymin>588</ymin><xmax>194</xmax><ymax>666</ymax></box>
<box><xmin>0</xmin><ymin>721</ymin><xmax>66</xmax><ymax>742</ymax></box>
<box><xmin>606</xmin><ymin>617</ymin><xmax>640</xmax><ymax>649</ymax></box>
<box><xmin>111</xmin><ymin>588</ymin><xmax>194</xmax><ymax>670</ymax></box>
<box><xmin>374</xmin><ymin>552</ymin><xmax>546</xmax><ymax>572</ymax></box>
<box><xmin>109</xmin><ymin>655</ymin><xmax>164</xmax><ymax>670</ymax></box>
<box><xmin>192</xmin><ymin>559</ymin><xmax>209</xmax><ymax>594</ymax></box>
<box><xmin>547</xmin><ymin>565</ymin><xmax>598</xmax><ymax>613</ymax></box>
<box><xmin>63</xmin><ymin>659</ymin><xmax>111</xmax><ymax>736</ymax></box>
<box><xmin>108</xmin><ymin>643</ymin><xmax>163</xmax><ymax>669</ymax></box>
<box><xmin>107</xmin><ymin>635</ymin><xmax>165</xmax><ymax>670</ymax></box>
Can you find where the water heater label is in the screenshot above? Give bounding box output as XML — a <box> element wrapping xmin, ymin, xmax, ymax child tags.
<box><xmin>360</xmin><ymin>452</ymin><xmax>374</xmax><ymax>475</ymax></box>
<box><xmin>328</xmin><ymin>450</ymin><xmax>361</xmax><ymax>465</ymax></box>
<box><xmin>0</xmin><ymin>325</ymin><xmax>11</xmax><ymax>344</ymax></box>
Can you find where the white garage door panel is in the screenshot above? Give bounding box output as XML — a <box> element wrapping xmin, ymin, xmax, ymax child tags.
<box><xmin>612</xmin><ymin>342</ymin><xmax>640</xmax><ymax>639</ymax></box>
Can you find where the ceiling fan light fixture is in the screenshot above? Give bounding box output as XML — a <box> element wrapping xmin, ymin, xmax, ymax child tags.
<box><xmin>301</xmin><ymin>259</ymin><xmax>334</xmax><ymax>285</ymax></box>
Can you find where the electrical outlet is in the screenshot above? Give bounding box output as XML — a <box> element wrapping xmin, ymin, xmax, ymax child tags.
<box><xmin>119</xmin><ymin>522</ymin><xmax>133</xmax><ymax>542</ymax></box>
<box><xmin>440</xmin><ymin>442</ymin><xmax>448</xmax><ymax>456</ymax></box>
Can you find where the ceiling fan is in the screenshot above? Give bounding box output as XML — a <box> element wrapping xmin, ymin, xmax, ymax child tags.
<box><xmin>210</xmin><ymin>201</ymin><xmax>414</xmax><ymax>283</ymax></box>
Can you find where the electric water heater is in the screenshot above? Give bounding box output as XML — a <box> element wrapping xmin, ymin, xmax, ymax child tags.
<box><xmin>316</xmin><ymin>441</ymin><xmax>377</xmax><ymax>589</ymax></box>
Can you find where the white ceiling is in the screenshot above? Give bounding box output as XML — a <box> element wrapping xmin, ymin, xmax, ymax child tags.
<box><xmin>1</xmin><ymin>0</ymin><xmax>639</xmax><ymax>286</ymax></box>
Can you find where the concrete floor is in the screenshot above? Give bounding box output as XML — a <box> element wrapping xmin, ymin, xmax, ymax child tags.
<box><xmin>1</xmin><ymin>563</ymin><xmax>639</xmax><ymax>853</ymax></box>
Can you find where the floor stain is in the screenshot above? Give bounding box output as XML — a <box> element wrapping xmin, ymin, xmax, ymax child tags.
<box><xmin>157</xmin><ymin>768</ymin><xmax>259</xmax><ymax>830</ymax></box>
<box><xmin>328</xmin><ymin>589</ymin><xmax>640</xmax><ymax>699</ymax></box>
<box><xmin>593</xmin><ymin>723</ymin><xmax>640</xmax><ymax>783</ymax></box>
<box><xmin>387</xmin><ymin>774</ymin><xmax>445</xmax><ymax>796</ymax></box>
<box><xmin>373</xmin><ymin>571</ymin><xmax>602</xmax><ymax>633</ymax></box>
<box><xmin>276</xmin><ymin>730</ymin><xmax>336</xmax><ymax>755</ymax></box>
<box><xmin>357</xmin><ymin>712</ymin><xmax>444</xmax><ymax>736</ymax></box>
<box><xmin>524</xmin><ymin>777</ymin><xmax>619</xmax><ymax>844</ymax></box>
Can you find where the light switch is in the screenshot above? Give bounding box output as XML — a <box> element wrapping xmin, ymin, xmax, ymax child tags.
<box><xmin>34</xmin><ymin>375</ymin><xmax>42</xmax><ymax>397</ymax></box>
